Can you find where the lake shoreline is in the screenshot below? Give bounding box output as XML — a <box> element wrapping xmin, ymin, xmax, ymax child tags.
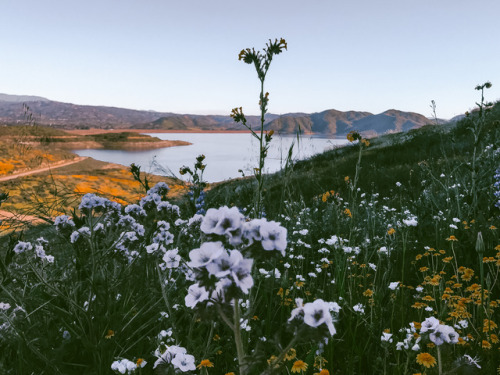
<box><xmin>64</xmin><ymin>129</ymin><xmax>346</xmax><ymax>138</ymax></box>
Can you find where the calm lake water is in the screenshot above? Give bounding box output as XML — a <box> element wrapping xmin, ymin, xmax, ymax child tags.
<box><xmin>73</xmin><ymin>133</ymin><xmax>349</xmax><ymax>182</ymax></box>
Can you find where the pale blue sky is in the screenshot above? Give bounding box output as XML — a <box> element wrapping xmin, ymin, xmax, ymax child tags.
<box><xmin>1</xmin><ymin>0</ymin><xmax>499</xmax><ymax>119</ymax></box>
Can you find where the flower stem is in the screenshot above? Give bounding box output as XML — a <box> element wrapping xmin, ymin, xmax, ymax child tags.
<box><xmin>233</xmin><ymin>299</ymin><xmax>247</xmax><ymax>375</ymax></box>
<box><xmin>437</xmin><ymin>345</ymin><xmax>442</xmax><ymax>375</ymax></box>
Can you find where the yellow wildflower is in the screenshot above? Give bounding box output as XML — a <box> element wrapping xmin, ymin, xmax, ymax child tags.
<box><xmin>363</xmin><ymin>289</ymin><xmax>374</xmax><ymax>297</ymax></box>
<box><xmin>416</xmin><ymin>352</ymin><xmax>437</xmax><ymax>368</ymax></box>
<box><xmin>285</xmin><ymin>348</ymin><xmax>297</xmax><ymax>361</ymax></box>
<box><xmin>105</xmin><ymin>329</ymin><xmax>115</xmax><ymax>339</ymax></box>
<box><xmin>446</xmin><ymin>235</ymin><xmax>458</xmax><ymax>241</ymax></box>
<box><xmin>387</xmin><ymin>228</ymin><xmax>396</xmax><ymax>235</ymax></box>
<box><xmin>197</xmin><ymin>359</ymin><xmax>214</xmax><ymax>369</ymax></box>
<box><xmin>291</xmin><ymin>360</ymin><xmax>308</xmax><ymax>373</ymax></box>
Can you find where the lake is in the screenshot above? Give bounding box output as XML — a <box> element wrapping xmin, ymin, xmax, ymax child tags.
<box><xmin>73</xmin><ymin>133</ymin><xmax>349</xmax><ymax>182</ymax></box>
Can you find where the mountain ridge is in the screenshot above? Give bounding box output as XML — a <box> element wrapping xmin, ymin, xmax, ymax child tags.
<box><xmin>0</xmin><ymin>94</ymin><xmax>459</xmax><ymax>136</ymax></box>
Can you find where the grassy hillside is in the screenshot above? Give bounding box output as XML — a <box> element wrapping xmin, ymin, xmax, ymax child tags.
<box><xmin>207</xmin><ymin>102</ymin><xmax>500</xmax><ymax>221</ymax></box>
<box><xmin>0</xmin><ymin>96</ymin><xmax>498</xmax><ymax>374</ymax></box>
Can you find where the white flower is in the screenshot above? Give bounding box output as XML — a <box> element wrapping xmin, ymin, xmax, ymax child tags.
<box><xmin>54</xmin><ymin>215</ymin><xmax>75</xmax><ymax>229</ymax></box>
<box><xmin>185</xmin><ymin>283</ymin><xmax>209</xmax><ymax>308</ymax></box>
<box><xmin>13</xmin><ymin>241</ymin><xmax>32</xmax><ymax>254</ymax></box>
<box><xmin>463</xmin><ymin>354</ymin><xmax>481</xmax><ymax>369</ymax></box>
<box><xmin>111</xmin><ymin>358</ymin><xmax>136</xmax><ymax>374</ymax></box>
<box><xmin>402</xmin><ymin>216</ymin><xmax>418</xmax><ymax>226</ymax></box>
<box><xmin>171</xmin><ymin>352</ymin><xmax>196</xmax><ymax>372</ymax></box>
<box><xmin>163</xmin><ymin>249</ymin><xmax>181</xmax><ymax>268</ymax></box>
<box><xmin>328</xmin><ymin>302</ymin><xmax>341</xmax><ymax>313</ymax></box>
<box><xmin>429</xmin><ymin>324</ymin><xmax>457</xmax><ymax>346</ymax></box>
<box><xmin>288</xmin><ymin>298</ymin><xmax>304</xmax><ymax>322</ymax></box>
<box><xmin>231</xmin><ymin>258</ymin><xmax>254</xmax><ymax>294</ymax></box>
<box><xmin>381</xmin><ymin>332</ymin><xmax>393</xmax><ymax>342</ymax></box>
<box><xmin>201</xmin><ymin>206</ymin><xmax>244</xmax><ymax>237</ymax></box>
<box><xmin>146</xmin><ymin>243</ymin><xmax>161</xmax><ymax>254</ymax></box>
<box><xmin>439</xmin><ymin>324</ymin><xmax>459</xmax><ymax>344</ymax></box>
<box><xmin>0</xmin><ymin>302</ymin><xmax>11</xmax><ymax>311</ymax></box>
<box><xmin>303</xmin><ymin>299</ymin><xmax>336</xmax><ymax>336</ymax></box>
<box><xmin>369</xmin><ymin>263</ymin><xmax>377</xmax><ymax>271</ymax></box>
<box><xmin>206</xmin><ymin>250</ymin><xmax>242</xmax><ymax>278</ymax></box>
<box><xmin>248</xmin><ymin>219</ymin><xmax>287</xmax><ymax>256</ymax></box>
<box><xmin>416</xmin><ymin>286</ymin><xmax>424</xmax><ymax>292</ymax></box>
<box><xmin>449</xmin><ymin>224</ymin><xmax>458</xmax><ymax>229</ymax></box>
<box><xmin>353</xmin><ymin>303</ymin><xmax>365</xmax><ymax>314</ymax></box>
<box><xmin>378</xmin><ymin>246</ymin><xmax>388</xmax><ymax>254</ymax></box>
<box><xmin>147</xmin><ymin>182</ymin><xmax>169</xmax><ymax>196</ymax></box>
<box><xmin>388</xmin><ymin>281</ymin><xmax>400</xmax><ymax>290</ymax></box>
<box><xmin>325</xmin><ymin>235</ymin><xmax>339</xmax><ymax>246</ymax></box>
<box><xmin>188</xmin><ymin>242</ymin><xmax>224</xmax><ymax>268</ymax></box>
<box><xmin>396</xmin><ymin>182</ymin><xmax>402</xmax><ymax>187</ymax></box>
<box><xmin>420</xmin><ymin>316</ymin><xmax>440</xmax><ymax>333</ymax></box>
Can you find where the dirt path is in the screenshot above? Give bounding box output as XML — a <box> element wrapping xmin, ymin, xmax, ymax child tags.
<box><xmin>0</xmin><ymin>156</ymin><xmax>88</xmax><ymax>182</ymax></box>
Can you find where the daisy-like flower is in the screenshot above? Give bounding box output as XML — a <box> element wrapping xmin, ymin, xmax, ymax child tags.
<box><xmin>197</xmin><ymin>359</ymin><xmax>214</xmax><ymax>369</ymax></box>
<box><xmin>291</xmin><ymin>360</ymin><xmax>308</xmax><ymax>373</ymax></box>
<box><xmin>188</xmin><ymin>242</ymin><xmax>224</xmax><ymax>268</ymax></box>
<box><xmin>416</xmin><ymin>352</ymin><xmax>437</xmax><ymax>368</ymax></box>
<box><xmin>136</xmin><ymin>358</ymin><xmax>147</xmax><ymax>368</ymax></box>
<box><xmin>185</xmin><ymin>283</ymin><xmax>209</xmax><ymax>308</ymax></box>
<box><xmin>285</xmin><ymin>348</ymin><xmax>297</xmax><ymax>361</ymax></box>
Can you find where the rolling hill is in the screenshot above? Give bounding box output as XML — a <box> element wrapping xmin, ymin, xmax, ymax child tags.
<box><xmin>0</xmin><ymin>93</ymin><xmax>452</xmax><ymax>135</ymax></box>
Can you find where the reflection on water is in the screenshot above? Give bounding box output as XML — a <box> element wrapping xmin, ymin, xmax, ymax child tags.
<box><xmin>73</xmin><ymin>133</ymin><xmax>349</xmax><ymax>182</ymax></box>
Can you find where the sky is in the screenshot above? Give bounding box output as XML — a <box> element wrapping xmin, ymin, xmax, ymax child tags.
<box><xmin>1</xmin><ymin>0</ymin><xmax>499</xmax><ymax>120</ymax></box>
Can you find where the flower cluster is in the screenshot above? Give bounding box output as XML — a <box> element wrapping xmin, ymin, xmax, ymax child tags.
<box><xmin>420</xmin><ymin>316</ymin><xmax>459</xmax><ymax>345</ymax></box>
<box><xmin>13</xmin><ymin>238</ymin><xmax>54</xmax><ymax>263</ymax></box>
<box><xmin>185</xmin><ymin>206</ymin><xmax>288</xmax><ymax>308</ymax></box>
<box><xmin>111</xmin><ymin>358</ymin><xmax>146</xmax><ymax>374</ymax></box>
<box><xmin>153</xmin><ymin>345</ymin><xmax>196</xmax><ymax>372</ymax></box>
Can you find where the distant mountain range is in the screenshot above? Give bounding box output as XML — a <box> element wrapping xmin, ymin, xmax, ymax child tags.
<box><xmin>0</xmin><ymin>93</ymin><xmax>461</xmax><ymax>136</ymax></box>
